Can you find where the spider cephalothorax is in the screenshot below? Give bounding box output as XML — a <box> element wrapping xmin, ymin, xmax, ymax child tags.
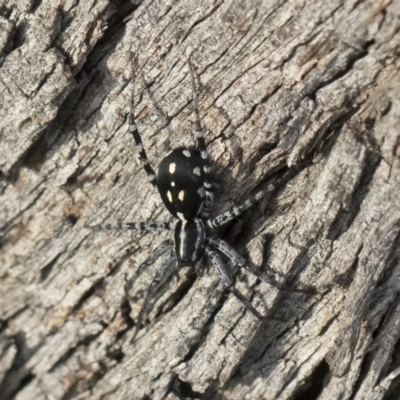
<box><xmin>94</xmin><ymin>60</ymin><xmax>292</xmax><ymax>338</ymax></box>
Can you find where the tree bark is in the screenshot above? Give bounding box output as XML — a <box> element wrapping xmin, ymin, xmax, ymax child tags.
<box><xmin>1</xmin><ymin>0</ymin><xmax>400</xmax><ymax>399</ymax></box>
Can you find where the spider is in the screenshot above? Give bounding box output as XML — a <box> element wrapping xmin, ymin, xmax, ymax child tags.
<box><xmin>94</xmin><ymin>60</ymin><xmax>297</xmax><ymax>338</ymax></box>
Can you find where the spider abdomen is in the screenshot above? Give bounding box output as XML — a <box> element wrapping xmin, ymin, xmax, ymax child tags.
<box><xmin>157</xmin><ymin>147</ymin><xmax>206</xmax><ymax>220</ymax></box>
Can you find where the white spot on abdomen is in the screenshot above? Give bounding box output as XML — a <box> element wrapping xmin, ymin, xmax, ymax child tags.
<box><xmin>169</xmin><ymin>163</ymin><xmax>176</xmax><ymax>174</ymax></box>
<box><xmin>193</xmin><ymin>167</ymin><xmax>201</xmax><ymax>176</ymax></box>
<box><xmin>182</xmin><ymin>150</ymin><xmax>191</xmax><ymax>157</ymax></box>
<box><xmin>167</xmin><ymin>190</ymin><xmax>173</xmax><ymax>202</ymax></box>
<box><xmin>178</xmin><ymin>190</ymin><xmax>185</xmax><ymax>201</ymax></box>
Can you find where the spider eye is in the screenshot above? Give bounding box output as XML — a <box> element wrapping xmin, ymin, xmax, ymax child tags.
<box><xmin>174</xmin><ymin>218</ymin><xmax>205</xmax><ymax>265</ymax></box>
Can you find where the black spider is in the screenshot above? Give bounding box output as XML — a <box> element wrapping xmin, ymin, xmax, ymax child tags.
<box><xmin>94</xmin><ymin>60</ymin><xmax>297</xmax><ymax>339</ymax></box>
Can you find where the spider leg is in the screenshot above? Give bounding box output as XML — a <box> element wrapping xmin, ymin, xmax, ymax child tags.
<box><xmin>89</xmin><ymin>221</ymin><xmax>175</xmax><ymax>231</ymax></box>
<box><xmin>195</xmin><ymin>256</ymin><xmax>206</xmax><ymax>277</ymax></box>
<box><xmin>206</xmin><ymin>167</ymin><xmax>302</xmax><ymax>229</ymax></box>
<box><xmin>205</xmin><ymin>245</ymin><xmax>263</xmax><ymax>320</ymax></box>
<box><xmin>207</xmin><ymin>237</ymin><xmax>246</xmax><ymax>266</ymax></box>
<box><xmin>206</xmin><ymin>183</ymin><xmax>277</xmax><ymax>229</ymax></box>
<box><xmin>124</xmin><ymin>239</ymin><xmax>174</xmax><ymax>294</ymax></box>
<box><xmin>129</xmin><ymin>58</ymin><xmax>158</xmax><ymax>187</ymax></box>
<box><xmin>130</xmin><ymin>248</ymin><xmax>177</xmax><ymax>341</ymax></box>
<box><xmin>188</xmin><ymin>59</ymin><xmax>214</xmax><ymax>218</ymax></box>
<box><xmin>207</xmin><ymin>237</ymin><xmax>315</xmax><ymax>294</ymax></box>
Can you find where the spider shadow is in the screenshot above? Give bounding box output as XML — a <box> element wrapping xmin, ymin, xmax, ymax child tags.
<box><xmin>164</xmin><ymin>227</ymin><xmax>320</xmax><ymax>400</ymax></box>
<box><xmin>21</xmin><ymin>5</ymin><xmax>142</xmax><ymax>183</ymax></box>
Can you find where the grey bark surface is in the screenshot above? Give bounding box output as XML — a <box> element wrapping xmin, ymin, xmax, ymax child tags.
<box><xmin>1</xmin><ymin>0</ymin><xmax>400</xmax><ymax>399</ymax></box>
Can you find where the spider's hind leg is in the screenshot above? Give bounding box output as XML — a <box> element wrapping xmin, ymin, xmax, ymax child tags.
<box><xmin>129</xmin><ymin>62</ymin><xmax>158</xmax><ymax>188</ymax></box>
<box><xmin>207</xmin><ymin>185</ymin><xmax>275</xmax><ymax>229</ymax></box>
<box><xmin>207</xmin><ymin>169</ymin><xmax>300</xmax><ymax>229</ymax></box>
<box><xmin>188</xmin><ymin>59</ymin><xmax>215</xmax><ymax>218</ymax></box>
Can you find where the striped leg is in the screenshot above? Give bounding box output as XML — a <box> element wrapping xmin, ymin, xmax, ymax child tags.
<box><xmin>207</xmin><ymin>237</ymin><xmax>316</xmax><ymax>294</ymax></box>
<box><xmin>206</xmin><ymin>183</ymin><xmax>276</xmax><ymax>229</ymax></box>
<box><xmin>130</xmin><ymin>72</ymin><xmax>157</xmax><ymax>187</ymax></box>
<box><xmin>207</xmin><ymin>237</ymin><xmax>246</xmax><ymax>266</ymax></box>
<box><xmin>205</xmin><ymin>246</ymin><xmax>263</xmax><ymax>319</ymax></box>
<box><xmin>195</xmin><ymin>256</ymin><xmax>206</xmax><ymax>277</ymax></box>
<box><xmin>207</xmin><ymin>168</ymin><xmax>299</xmax><ymax>229</ymax></box>
<box><xmin>188</xmin><ymin>60</ymin><xmax>214</xmax><ymax>218</ymax></box>
<box><xmin>130</xmin><ymin>248</ymin><xmax>177</xmax><ymax>341</ymax></box>
<box><xmin>90</xmin><ymin>221</ymin><xmax>175</xmax><ymax>231</ymax></box>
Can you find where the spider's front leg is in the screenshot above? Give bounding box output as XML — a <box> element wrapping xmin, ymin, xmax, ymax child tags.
<box><xmin>207</xmin><ymin>237</ymin><xmax>316</xmax><ymax>294</ymax></box>
<box><xmin>205</xmin><ymin>246</ymin><xmax>264</xmax><ymax>320</ymax></box>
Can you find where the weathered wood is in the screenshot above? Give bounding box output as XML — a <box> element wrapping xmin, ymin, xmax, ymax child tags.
<box><xmin>1</xmin><ymin>1</ymin><xmax>400</xmax><ymax>399</ymax></box>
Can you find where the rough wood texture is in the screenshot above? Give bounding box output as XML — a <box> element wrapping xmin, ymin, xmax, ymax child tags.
<box><xmin>1</xmin><ymin>1</ymin><xmax>400</xmax><ymax>399</ymax></box>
